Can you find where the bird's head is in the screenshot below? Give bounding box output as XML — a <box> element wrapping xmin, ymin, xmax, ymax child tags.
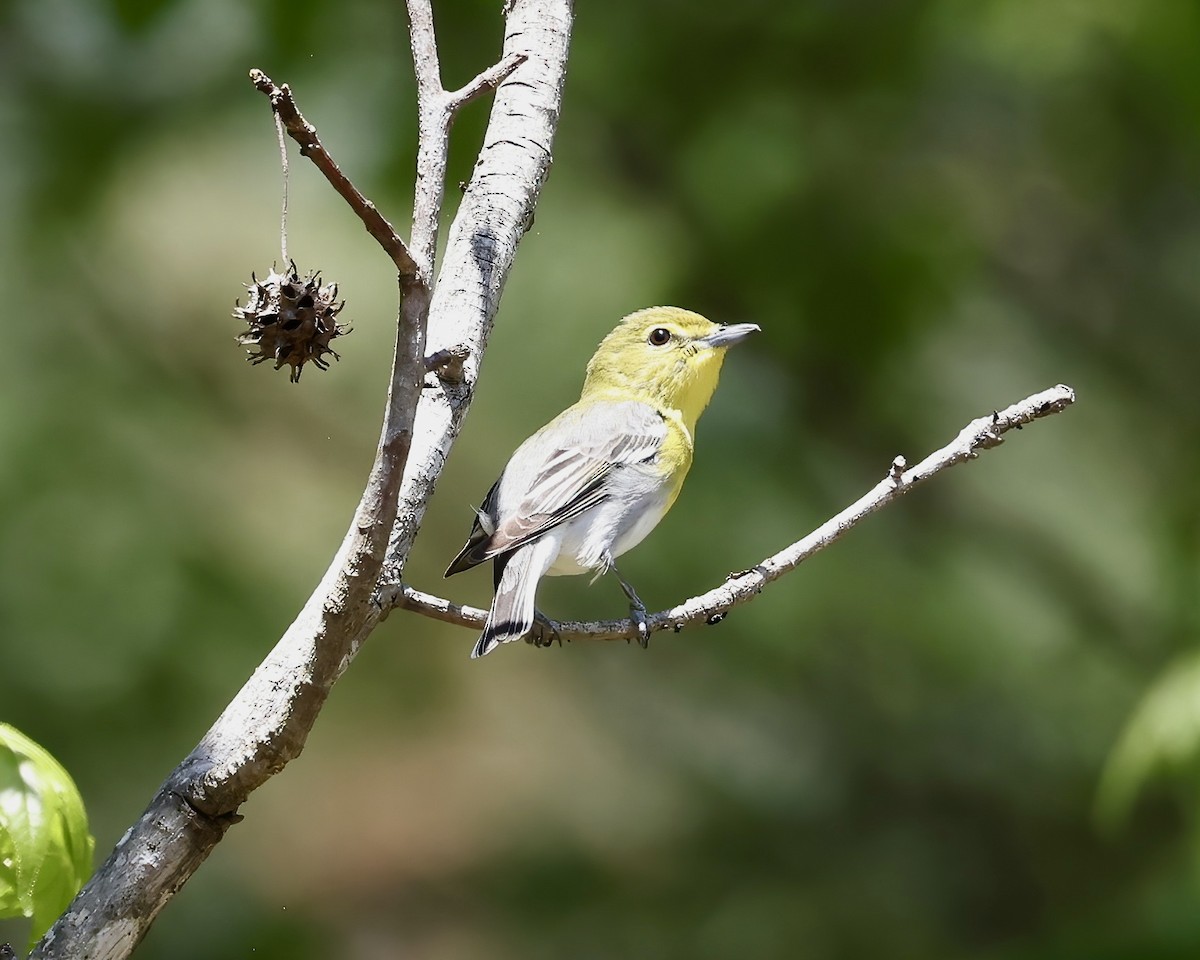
<box><xmin>580</xmin><ymin>307</ymin><xmax>760</xmax><ymax>430</ymax></box>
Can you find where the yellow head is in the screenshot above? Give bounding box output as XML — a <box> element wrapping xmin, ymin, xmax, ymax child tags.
<box><xmin>580</xmin><ymin>307</ymin><xmax>759</xmax><ymax>431</ymax></box>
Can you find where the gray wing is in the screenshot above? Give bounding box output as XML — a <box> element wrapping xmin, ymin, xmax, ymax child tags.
<box><xmin>445</xmin><ymin>400</ymin><xmax>666</xmax><ymax>575</ymax></box>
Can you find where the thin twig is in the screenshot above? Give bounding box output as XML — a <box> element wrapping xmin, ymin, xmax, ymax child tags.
<box><xmin>397</xmin><ymin>584</ymin><xmax>489</xmax><ymax>629</ymax></box>
<box><xmin>249</xmin><ymin>68</ymin><xmax>421</xmax><ymax>281</ymax></box>
<box><xmin>447</xmin><ymin>52</ymin><xmax>529</xmax><ymax>113</ymax></box>
<box><xmin>387</xmin><ymin>384</ymin><xmax>1077</xmax><ymax>642</ymax></box>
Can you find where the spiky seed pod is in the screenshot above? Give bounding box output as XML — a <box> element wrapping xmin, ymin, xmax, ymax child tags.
<box><xmin>234</xmin><ymin>263</ymin><xmax>349</xmax><ymax>383</ymax></box>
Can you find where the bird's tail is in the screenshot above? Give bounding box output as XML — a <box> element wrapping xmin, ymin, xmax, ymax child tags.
<box><xmin>472</xmin><ymin>537</ymin><xmax>558</xmax><ymax>659</ymax></box>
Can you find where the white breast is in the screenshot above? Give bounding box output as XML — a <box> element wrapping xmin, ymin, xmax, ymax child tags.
<box><xmin>545</xmin><ymin>479</ymin><xmax>672</xmax><ymax>578</ymax></box>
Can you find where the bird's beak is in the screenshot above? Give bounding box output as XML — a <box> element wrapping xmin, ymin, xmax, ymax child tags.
<box><xmin>695</xmin><ymin>322</ymin><xmax>761</xmax><ymax>350</ymax></box>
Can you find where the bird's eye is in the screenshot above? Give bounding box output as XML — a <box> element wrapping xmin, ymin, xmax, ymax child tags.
<box><xmin>647</xmin><ymin>327</ymin><xmax>672</xmax><ymax>346</ymax></box>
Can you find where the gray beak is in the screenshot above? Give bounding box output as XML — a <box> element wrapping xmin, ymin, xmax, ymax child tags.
<box><xmin>695</xmin><ymin>322</ymin><xmax>761</xmax><ymax>350</ymax></box>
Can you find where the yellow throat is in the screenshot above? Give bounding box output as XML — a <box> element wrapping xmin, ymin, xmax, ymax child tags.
<box><xmin>579</xmin><ymin>307</ymin><xmax>758</xmax><ymax>434</ymax></box>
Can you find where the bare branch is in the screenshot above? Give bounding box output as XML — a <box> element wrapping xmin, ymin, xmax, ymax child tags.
<box><xmin>376</xmin><ymin>0</ymin><xmax>571</xmax><ymax>594</ymax></box>
<box><xmin>403</xmin><ymin>10</ymin><xmax>528</xmax><ymax>272</ymax></box>
<box><xmin>406</xmin><ymin>0</ymin><xmax>447</xmax><ymax>275</ymax></box>
<box><xmin>397</xmin><ymin>583</ymin><xmax>489</xmax><ymax>629</ymax></box>
<box><xmin>248</xmin><ymin>68</ymin><xmax>421</xmax><ymax>281</ymax></box>
<box><xmin>447</xmin><ymin>52</ymin><xmax>530</xmax><ymax>113</ymax></box>
<box><xmin>32</xmin><ymin>3</ymin><xmax>571</xmax><ymax>956</ymax></box>
<box><xmin>33</xmin><ymin>158</ymin><xmax>428</xmax><ymax>960</ymax></box>
<box><xmin>386</xmin><ymin>384</ymin><xmax>1078</xmax><ymax>644</ymax></box>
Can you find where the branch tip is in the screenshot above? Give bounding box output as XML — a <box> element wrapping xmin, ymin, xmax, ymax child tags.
<box><xmin>248</xmin><ymin>68</ymin><xmax>420</xmax><ymax>278</ymax></box>
<box><xmin>447</xmin><ymin>52</ymin><xmax>530</xmax><ymax>113</ymax></box>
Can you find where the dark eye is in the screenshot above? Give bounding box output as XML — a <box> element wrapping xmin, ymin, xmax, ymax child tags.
<box><xmin>647</xmin><ymin>327</ymin><xmax>671</xmax><ymax>346</ymax></box>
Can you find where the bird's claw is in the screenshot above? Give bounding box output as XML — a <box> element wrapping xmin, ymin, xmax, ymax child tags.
<box><xmin>526</xmin><ymin>610</ymin><xmax>562</xmax><ymax>649</ymax></box>
<box><xmin>629</xmin><ymin>604</ymin><xmax>650</xmax><ymax>649</ymax></box>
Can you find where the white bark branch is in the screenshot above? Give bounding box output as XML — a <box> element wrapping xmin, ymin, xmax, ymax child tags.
<box><xmin>375</xmin><ymin>0</ymin><xmax>571</xmax><ymax>596</ymax></box>
<box><xmin>447</xmin><ymin>52</ymin><xmax>529</xmax><ymax>113</ymax></box>
<box><xmin>385</xmin><ymin>384</ymin><xmax>1078</xmax><ymax>644</ymax></box>
<box><xmin>30</xmin><ymin>2</ymin><xmax>572</xmax><ymax>957</ymax></box>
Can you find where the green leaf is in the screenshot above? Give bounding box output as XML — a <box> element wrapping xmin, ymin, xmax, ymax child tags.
<box><xmin>0</xmin><ymin>724</ymin><xmax>95</xmax><ymax>951</ymax></box>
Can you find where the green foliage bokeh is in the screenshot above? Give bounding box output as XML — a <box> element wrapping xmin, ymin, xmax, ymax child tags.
<box><xmin>3</xmin><ymin>0</ymin><xmax>1200</xmax><ymax>957</ymax></box>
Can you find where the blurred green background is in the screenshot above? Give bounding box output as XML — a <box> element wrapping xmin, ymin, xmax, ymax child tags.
<box><xmin>3</xmin><ymin>0</ymin><xmax>1199</xmax><ymax>956</ymax></box>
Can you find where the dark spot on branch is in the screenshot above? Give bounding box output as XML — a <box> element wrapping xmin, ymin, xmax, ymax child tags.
<box><xmin>706</xmin><ymin>611</ymin><xmax>727</xmax><ymax>626</ymax></box>
<box><xmin>425</xmin><ymin>345</ymin><xmax>470</xmax><ymax>383</ymax></box>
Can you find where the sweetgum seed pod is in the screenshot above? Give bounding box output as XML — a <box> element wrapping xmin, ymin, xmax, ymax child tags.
<box><xmin>233</xmin><ymin>262</ymin><xmax>349</xmax><ymax>382</ymax></box>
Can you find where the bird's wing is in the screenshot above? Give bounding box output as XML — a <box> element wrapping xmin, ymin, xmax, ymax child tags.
<box><xmin>444</xmin><ymin>401</ymin><xmax>666</xmax><ymax>575</ymax></box>
<box><xmin>443</xmin><ymin>477</ymin><xmax>502</xmax><ymax>577</ymax></box>
<box><xmin>493</xmin><ymin>401</ymin><xmax>666</xmax><ymax>555</ymax></box>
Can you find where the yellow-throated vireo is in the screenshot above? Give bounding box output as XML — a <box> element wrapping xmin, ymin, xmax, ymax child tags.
<box><xmin>446</xmin><ymin>307</ymin><xmax>759</xmax><ymax>658</ymax></box>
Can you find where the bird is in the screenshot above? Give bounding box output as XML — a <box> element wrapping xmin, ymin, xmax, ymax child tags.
<box><xmin>445</xmin><ymin>307</ymin><xmax>760</xmax><ymax>659</ymax></box>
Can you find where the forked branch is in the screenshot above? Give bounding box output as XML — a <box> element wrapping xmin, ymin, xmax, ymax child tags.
<box><xmin>448</xmin><ymin>52</ymin><xmax>529</xmax><ymax>112</ymax></box>
<box><xmin>31</xmin><ymin>2</ymin><xmax>570</xmax><ymax>957</ymax></box>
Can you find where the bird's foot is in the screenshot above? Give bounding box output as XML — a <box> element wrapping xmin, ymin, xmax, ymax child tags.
<box><xmin>607</xmin><ymin>558</ymin><xmax>650</xmax><ymax>649</ymax></box>
<box><xmin>628</xmin><ymin>603</ymin><xmax>650</xmax><ymax>649</ymax></box>
<box><xmin>525</xmin><ymin>610</ymin><xmax>562</xmax><ymax>649</ymax></box>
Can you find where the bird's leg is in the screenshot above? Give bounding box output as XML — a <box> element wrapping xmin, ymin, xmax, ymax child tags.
<box><xmin>607</xmin><ymin>559</ymin><xmax>650</xmax><ymax>649</ymax></box>
<box><xmin>525</xmin><ymin>609</ymin><xmax>562</xmax><ymax>649</ymax></box>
